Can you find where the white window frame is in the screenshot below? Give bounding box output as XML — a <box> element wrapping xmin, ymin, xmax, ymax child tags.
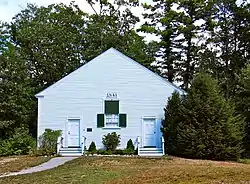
<box><xmin>105</xmin><ymin>114</ymin><xmax>119</xmax><ymax>128</ymax></box>
<box><xmin>102</xmin><ymin>94</ymin><xmax>120</xmax><ymax>128</ymax></box>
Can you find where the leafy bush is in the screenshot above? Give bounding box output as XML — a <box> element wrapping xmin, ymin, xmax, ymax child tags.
<box><xmin>112</xmin><ymin>149</ymin><xmax>125</xmax><ymax>155</ymax></box>
<box><xmin>96</xmin><ymin>149</ymin><xmax>105</xmax><ymax>155</ymax></box>
<box><xmin>123</xmin><ymin>149</ymin><xmax>135</xmax><ymax>155</ymax></box>
<box><xmin>238</xmin><ymin>159</ymin><xmax>250</xmax><ymax>164</ymax></box>
<box><xmin>0</xmin><ymin>129</ymin><xmax>35</xmax><ymax>156</ymax></box>
<box><xmin>96</xmin><ymin>149</ymin><xmax>135</xmax><ymax>155</ymax></box>
<box><xmin>38</xmin><ymin>129</ymin><xmax>62</xmax><ymax>155</ymax></box>
<box><xmin>123</xmin><ymin>139</ymin><xmax>136</xmax><ymax>155</ymax></box>
<box><xmin>126</xmin><ymin>139</ymin><xmax>135</xmax><ymax>150</ymax></box>
<box><xmin>96</xmin><ymin>149</ymin><xmax>112</xmax><ymax>155</ymax></box>
<box><xmin>103</xmin><ymin>150</ymin><xmax>112</xmax><ymax>155</ymax></box>
<box><xmin>102</xmin><ymin>132</ymin><xmax>120</xmax><ymax>151</ymax></box>
<box><xmin>88</xmin><ymin>141</ymin><xmax>97</xmax><ymax>155</ymax></box>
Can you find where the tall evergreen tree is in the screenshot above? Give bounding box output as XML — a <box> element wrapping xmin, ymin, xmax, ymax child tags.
<box><xmin>164</xmin><ymin>73</ymin><xmax>244</xmax><ymax>160</ymax></box>
<box><xmin>140</xmin><ymin>0</ymin><xmax>181</xmax><ymax>82</ymax></box>
<box><xmin>175</xmin><ymin>0</ymin><xmax>214</xmax><ymax>90</ymax></box>
<box><xmin>140</xmin><ymin>0</ymin><xmax>214</xmax><ymax>90</ymax></box>
<box><xmin>235</xmin><ymin>64</ymin><xmax>250</xmax><ymax>158</ymax></box>
<box><xmin>201</xmin><ymin>0</ymin><xmax>250</xmax><ymax>98</ymax></box>
<box><xmin>162</xmin><ymin>91</ymin><xmax>183</xmax><ymax>155</ymax></box>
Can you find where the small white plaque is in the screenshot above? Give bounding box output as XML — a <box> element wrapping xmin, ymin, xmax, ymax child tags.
<box><xmin>106</xmin><ymin>92</ymin><xmax>117</xmax><ymax>99</ymax></box>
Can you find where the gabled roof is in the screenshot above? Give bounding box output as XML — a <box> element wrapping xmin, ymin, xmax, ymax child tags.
<box><xmin>35</xmin><ymin>48</ymin><xmax>185</xmax><ymax>97</ymax></box>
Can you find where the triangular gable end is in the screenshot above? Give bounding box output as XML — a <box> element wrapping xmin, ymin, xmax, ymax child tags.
<box><xmin>110</xmin><ymin>48</ymin><xmax>185</xmax><ymax>94</ymax></box>
<box><xmin>35</xmin><ymin>48</ymin><xmax>184</xmax><ymax>97</ymax></box>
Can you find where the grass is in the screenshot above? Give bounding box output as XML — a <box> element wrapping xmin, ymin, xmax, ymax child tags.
<box><xmin>0</xmin><ymin>155</ymin><xmax>51</xmax><ymax>175</ymax></box>
<box><xmin>238</xmin><ymin>158</ymin><xmax>250</xmax><ymax>164</ymax></box>
<box><xmin>0</xmin><ymin>156</ymin><xmax>250</xmax><ymax>184</ymax></box>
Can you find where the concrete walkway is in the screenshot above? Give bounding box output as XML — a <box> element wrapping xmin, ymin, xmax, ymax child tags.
<box><xmin>0</xmin><ymin>157</ymin><xmax>77</xmax><ymax>178</ymax></box>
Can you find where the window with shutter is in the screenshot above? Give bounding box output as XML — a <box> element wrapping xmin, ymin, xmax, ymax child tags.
<box><xmin>105</xmin><ymin>101</ymin><xmax>119</xmax><ymax>114</ymax></box>
<box><xmin>97</xmin><ymin>114</ymin><xmax>104</xmax><ymax>128</ymax></box>
<box><xmin>104</xmin><ymin>100</ymin><xmax>119</xmax><ymax>127</ymax></box>
<box><xmin>119</xmin><ymin>114</ymin><xmax>127</xmax><ymax>127</ymax></box>
<box><xmin>97</xmin><ymin>100</ymin><xmax>126</xmax><ymax>128</ymax></box>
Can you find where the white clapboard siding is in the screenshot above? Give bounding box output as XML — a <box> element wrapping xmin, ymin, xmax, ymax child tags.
<box><xmin>36</xmin><ymin>48</ymin><xmax>183</xmax><ymax>149</ymax></box>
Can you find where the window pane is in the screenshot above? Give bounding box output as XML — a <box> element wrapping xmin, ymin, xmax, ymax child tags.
<box><xmin>105</xmin><ymin>101</ymin><xmax>119</xmax><ymax>114</ymax></box>
<box><xmin>106</xmin><ymin>114</ymin><xmax>119</xmax><ymax>127</ymax></box>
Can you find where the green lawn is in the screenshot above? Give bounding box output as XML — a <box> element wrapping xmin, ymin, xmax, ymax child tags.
<box><xmin>0</xmin><ymin>156</ymin><xmax>250</xmax><ymax>184</ymax></box>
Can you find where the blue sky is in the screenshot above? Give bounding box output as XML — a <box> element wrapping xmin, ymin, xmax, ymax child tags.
<box><xmin>0</xmin><ymin>0</ymin><xmax>152</xmax><ymax>22</ymax></box>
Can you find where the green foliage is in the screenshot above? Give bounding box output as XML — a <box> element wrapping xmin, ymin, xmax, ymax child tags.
<box><xmin>238</xmin><ymin>159</ymin><xmax>250</xmax><ymax>164</ymax></box>
<box><xmin>174</xmin><ymin>1</ymin><xmax>214</xmax><ymax>90</ymax></box>
<box><xmin>9</xmin><ymin>3</ymin><xmax>86</xmax><ymax>90</ymax></box>
<box><xmin>140</xmin><ymin>0</ymin><xmax>180</xmax><ymax>82</ymax></box>
<box><xmin>0</xmin><ymin>0</ymin><xmax>250</xmax><ymax>160</ymax></box>
<box><xmin>96</xmin><ymin>149</ymin><xmax>135</xmax><ymax>155</ymax></box>
<box><xmin>235</xmin><ymin>64</ymin><xmax>250</xmax><ymax>158</ymax></box>
<box><xmin>123</xmin><ymin>149</ymin><xmax>135</xmax><ymax>155</ymax></box>
<box><xmin>83</xmin><ymin>0</ymin><xmax>156</xmax><ymax>69</ymax></box>
<box><xmin>96</xmin><ymin>149</ymin><xmax>105</xmax><ymax>155</ymax></box>
<box><xmin>39</xmin><ymin>129</ymin><xmax>62</xmax><ymax>155</ymax></box>
<box><xmin>162</xmin><ymin>91</ymin><xmax>182</xmax><ymax>155</ymax></box>
<box><xmin>112</xmin><ymin>149</ymin><xmax>125</xmax><ymax>155</ymax></box>
<box><xmin>96</xmin><ymin>149</ymin><xmax>112</xmax><ymax>155</ymax></box>
<box><xmin>0</xmin><ymin>3</ymin><xmax>87</xmax><ymax>138</ymax></box>
<box><xmin>88</xmin><ymin>141</ymin><xmax>97</xmax><ymax>155</ymax></box>
<box><xmin>197</xmin><ymin>1</ymin><xmax>250</xmax><ymax>98</ymax></box>
<box><xmin>102</xmin><ymin>132</ymin><xmax>120</xmax><ymax>151</ymax></box>
<box><xmin>0</xmin><ymin>40</ymin><xmax>33</xmax><ymax>139</ymax></box>
<box><xmin>103</xmin><ymin>150</ymin><xmax>113</xmax><ymax>155</ymax></box>
<box><xmin>0</xmin><ymin>129</ymin><xmax>35</xmax><ymax>156</ymax></box>
<box><xmin>140</xmin><ymin>0</ymin><xmax>214</xmax><ymax>88</ymax></box>
<box><xmin>123</xmin><ymin>139</ymin><xmax>135</xmax><ymax>155</ymax></box>
<box><xmin>126</xmin><ymin>139</ymin><xmax>135</xmax><ymax>150</ymax></box>
<box><xmin>163</xmin><ymin>73</ymin><xmax>244</xmax><ymax>161</ymax></box>
<box><xmin>141</xmin><ymin>0</ymin><xmax>250</xmax><ymax>93</ymax></box>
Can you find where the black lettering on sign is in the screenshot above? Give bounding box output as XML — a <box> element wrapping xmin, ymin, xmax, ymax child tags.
<box><xmin>106</xmin><ymin>93</ymin><xmax>117</xmax><ymax>98</ymax></box>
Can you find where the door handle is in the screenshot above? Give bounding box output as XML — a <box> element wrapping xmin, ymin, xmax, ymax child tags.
<box><xmin>68</xmin><ymin>131</ymin><xmax>70</xmax><ymax>135</ymax></box>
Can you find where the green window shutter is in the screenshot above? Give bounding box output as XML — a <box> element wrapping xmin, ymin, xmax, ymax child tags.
<box><xmin>119</xmin><ymin>114</ymin><xmax>127</xmax><ymax>127</ymax></box>
<box><xmin>105</xmin><ymin>101</ymin><xmax>119</xmax><ymax>114</ymax></box>
<box><xmin>97</xmin><ymin>114</ymin><xmax>104</xmax><ymax>128</ymax></box>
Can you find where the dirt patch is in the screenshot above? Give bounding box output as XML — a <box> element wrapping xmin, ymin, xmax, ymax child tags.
<box><xmin>0</xmin><ymin>156</ymin><xmax>51</xmax><ymax>175</ymax></box>
<box><xmin>168</xmin><ymin>156</ymin><xmax>245</xmax><ymax>167</ymax></box>
<box><xmin>0</xmin><ymin>158</ymin><xmax>18</xmax><ymax>164</ymax></box>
